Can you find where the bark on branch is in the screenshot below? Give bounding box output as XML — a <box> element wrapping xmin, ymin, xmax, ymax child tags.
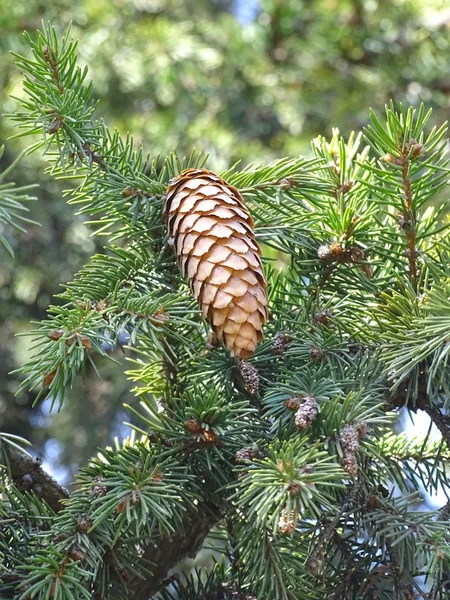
<box><xmin>128</xmin><ymin>504</ymin><xmax>221</xmax><ymax>600</ymax></box>
<box><xmin>3</xmin><ymin>447</ymin><xmax>69</xmax><ymax>512</ymax></box>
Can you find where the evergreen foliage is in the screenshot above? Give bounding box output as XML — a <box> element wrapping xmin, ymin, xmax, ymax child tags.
<box><xmin>2</xmin><ymin>22</ymin><xmax>450</xmax><ymax>600</ymax></box>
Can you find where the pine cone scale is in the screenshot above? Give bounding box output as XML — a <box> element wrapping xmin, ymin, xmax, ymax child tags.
<box><xmin>165</xmin><ymin>168</ymin><xmax>268</xmax><ymax>358</ymax></box>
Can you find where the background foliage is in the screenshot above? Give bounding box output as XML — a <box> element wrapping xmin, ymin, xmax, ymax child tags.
<box><xmin>1</xmin><ymin>0</ymin><xmax>450</xmax><ymax>483</ymax></box>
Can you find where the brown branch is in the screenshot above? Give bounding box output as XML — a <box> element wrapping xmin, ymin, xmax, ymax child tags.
<box><xmin>127</xmin><ymin>504</ymin><xmax>221</xmax><ymax>600</ymax></box>
<box><xmin>3</xmin><ymin>447</ymin><xmax>69</xmax><ymax>512</ymax></box>
<box><xmin>424</xmin><ymin>405</ymin><xmax>450</xmax><ymax>449</ymax></box>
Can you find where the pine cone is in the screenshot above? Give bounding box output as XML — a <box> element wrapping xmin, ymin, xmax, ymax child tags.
<box><xmin>165</xmin><ymin>168</ymin><xmax>268</xmax><ymax>358</ymax></box>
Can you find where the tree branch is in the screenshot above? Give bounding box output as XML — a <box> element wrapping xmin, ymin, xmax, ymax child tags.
<box><xmin>424</xmin><ymin>405</ymin><xmax>450</xmax><ymax>449</ymax></box>
<box><xmin>3</xmin><ymin>447</ymin><xmax>69</xmax><ymax>512</ymax></box>
<box><xmin>128</xmin><ymin>504</ymin><xmax>221</xmax><ymax>600</ymax></box>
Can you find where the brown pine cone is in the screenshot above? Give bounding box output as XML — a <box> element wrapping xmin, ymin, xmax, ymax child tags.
<box><xmin>165</xmin><ymin>168</ymin><xmax>268</xmax><ymax>358</ymax></box>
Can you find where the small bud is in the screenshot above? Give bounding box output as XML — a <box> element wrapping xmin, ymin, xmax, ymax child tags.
<box><xmin>48</xmin><ymin>117</ymin><xmax>61</xmax><ymax>134</ymax></box>
<box><xmin>313</xmin><ymin>309</ymin><xmax>333</xmax><ymax>326</ymax></box>
<box><xmin>330</xmin><ymin>242</ymin><xmax>345</xmax><ymax>258</ymax></box>
<box><xmin>116</xmin><ymin>496</ymin><xmax>128</xmax><ymax>513</ymax></box>
<box><xmin>91</xmin><ymin>475</ymin><xmax>107</xmax><ymax>497</ymax></box>
<box><xmin>284</xmin><ymin>396</ymin><xmax>303</xmax><ymax>411</ymax></box>
<box><xmin>235</xmin><ymin>444</ymin><xmax>260</xmax><ymax>463</ymax></box>
<box><xmin>287</xmin><ymin>482</ymin><xmax>301</xmax><ymax>495</ymax></box>
<box><xmin>92</xmin><ymin>485</ymin><xmax>108</xmax><ymax>497</ymax></box>
<box><xmin>406</xmin><ymin>138</ymin><xmax>423</xmax><ymax>158</ymax></box>
<box><xmin>309</xmin><ymin>346</ymin><xmax>323</xmax><ymax>361</ymax></box>
<box><xmin>339</xmin><ymin>424</ymin><xmax>366</xmax><ymax>476</ymax></box>
<box><xmin>184</xmin><ymin>419</ymin><xmax>203</xmax><ymax>434</ymax></box>
<box><xmin>273</xmin><ymin>332</ymin><xmax>291</xmax><ymax>355</ymax></box>
<box><xmin>381</xmin><ymin>153</ymin><xmax>402</xmax><ymax>165</ymax></box>
<box><xmin>318</xmin><ymin>244</ymin><xmax>333</xmax><ymax>262</ymax></box>
<box><xmin>122</xmin><ymin>186</ymin><xmax>137</xmax><ymax>197</ymax></box>
<box><xmin>366</xmin><ymin>494</ymin><xmax>381</xmax><ymax>509</ymax></box>
<box><xmin>77</xmin><ymin>334</ymin><xmax>92</xmax><ymax>349</ymax></box>
<box><xmin>203</xmin><ymin>429</ymin><xmax>218</xmax><ymax>444</ymax></box>
<box><xmin>43</xmin><ymin>368</ymin><xmax>57</xmax><ymax>387</ymax></box>
<box><xmin>152</xmin><ymin>470</ymin><xmax>163</xmax><ymax>482</ymax></box>
<box><xmin>77</xmin><ymin>516</ymin><xmax>93</xmax><ymax>533</ymax></box>
<box><xmin>47</xmin><ymin>329</ymin><xmax>65</xmax><ymax>341</ymax></box>
<box><xmin>348</xmin><ymin>246</ymin><xmax>364</xmax><ymax>263</ymax></box>
<box><xmin>151</xmin><ymin>308</ymin><xmax>169</xmax><ymax>327</ymax></box>
<box><xmin>340</xmin><ymin>180</ymin><xmax>354</xmax><ymax>194</ymax></box>
<box><xmin>398</xmin><ymin>215</ymin><xmax>411</xmax><ymax>232</ymax></box>
<box><xmin>278</xmin><ymin>507</ymin><xmax>297</xmax><ymax>534</ymax></box>
<box><xmin>237</xmin><ymin>360</ymin><xmax>260</xmax><ymax>395</ymax></box>
<box><xmin>68</xmin><ymin>548</ymin><xmax>85</xmax><ymax>562</ymax></box>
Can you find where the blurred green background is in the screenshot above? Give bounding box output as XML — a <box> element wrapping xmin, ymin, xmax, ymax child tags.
<box><xmin>1</xmin><ymin>0</ymin><xmax>450</xmax><ymax>485</ymax></box>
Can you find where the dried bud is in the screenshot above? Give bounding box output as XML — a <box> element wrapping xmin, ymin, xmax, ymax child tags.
<box><xmin>381</xmin><ymin>153</ymin><xmax>402</xmax><ymax>165</ymax></box>
<box><xmin>77</xmin><ymin>516</ymin><xmax>93</xmax><ymax>533</ymax></box>
<box><xmin>348</xmin><ymin>246</ymin><xmax>364</xmax><ymax>263</ymax></box>
<box><xmin>309</xmin><ymin>346</ymin><xmax>323</xmax><ymax>361</ymax></box>
<box><xmin>116</xmin><ymin>496</ymin><xmax>128</xmax><ymax>513</ymax></box>
<box><xmin>284</xmin><ymin>396</ymin><xmax>303</xmax><ymax>411</ymax></box>
<box><xmin>151</xmin><ymin>309</ymin><xmax>169</xmax><ymax>327</ymax></box>
<box><xmin>366</xmin><ymin>494</ymin><xmax>381</xmax><ymax>510</ymax></box>
<box><xmin>122</xmin><ymin>186</ymin><xmax>137</xmax><ymax>197</ymax></box>
<box><xmin>330</xmin><ymin>242</ymin><xmax>345</xmax><ymax>258</ymax></box>
<box><xmin>235</xmin><ymin>444</ymin><xmax>260</xmax><ymax>463</ymax></box>
<box><xmin>43</xmin><ymin>368</ymin><xmax>58</xmax><ymax>387</ymax></box>
<box><xmin>48</xmin><ymin>117</ymin><xmax>61</xmax><ymax>134</ymax></box>
<box><xmin>77</xmin><ymin>300</ymin><xmax>88</xmax><ymax>310</ymax></box>
<box><xmin>406</xmin><ymin>138</ymin><xmax>423</xmax><ymax>158</ymax></box>
<box><xmin>287</xmin><ymin>482</ymin><xmax>301</xmax><ymax>496</ymax></box>
<box><xmin>318</xmin><ymin>244</ymin><xmax>333</xmax><ymax>262</ymax></box>
<box><xmin>92</xmin><ymin>485</ymin><xmax>108</xmax><ymax>497</ymax></box>
<box><xmin>300</xmin><ymin>464</ymin><xmax>315</xmax><ymax>474</ymax></box>
<box><xmin>294</xmin><ymin>396</ymin><xmax>319</xmax><ymax>430</ymax></box>
<box><xmin>278</xmin><ymin>507</ymin><xmax>297</xmax><ymax>534</ymax></box>
<box><xmin>152</xmin><ymin>470</ymin><xmax>163</xmax><ymax>482</ymax></box>
<box><xmin>340</xmin><ymin>180</ymin><xmax>354</xmax><ymax>194</ymax></box>
<box><xmin>237</xmin><ymin>360</ymin><xmax>260</xmax><ymax>395</ymax></box>
<box><xmin>313</xmin><ymin>309</ymin><xmax>333</xmax><ymax>326</ymax></box>
<box><xmin>184</xmin><ymin>419</ymin><xmax>203</xmax><ymax>434</ymax></box>
<box><xmin>203</xmin><ymin>429</ymin><xmax>218</xmax><ymax>444</ymax></box>
<box><xmin>91</xmin><ymin>476</ymin><xmax>107</xmax><ymax>497</ymax></box>
<box><xmin>47</xmin><ymin>329</ymin><xmax>65</xmax><ymax>341</ymax></box>
<box><xmin>67</xmin><ymin>548</ymin><xmax>85</xmax><ymax>562</ymax></box>
<box><xmin>354</xmin><ymin>422</ymin><xmax>369</xmax><ymax>438</ymax></box>
<box><xmin>398</xmin><ymin>215</ymin><xmax>411</xmax><ymax>232</ymax></box>
<box><xmin>77</xmin><ymin>334</ymin><xmax>92</xmax><ymax>349</ymax></box>
<box><xmin>273</xmin><ymin>332</ymin><xmax>291</xmax><ymax>355</ymax></box>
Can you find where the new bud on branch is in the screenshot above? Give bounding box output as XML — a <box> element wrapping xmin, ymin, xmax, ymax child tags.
<box><xmin>165</xmin><ymin>168</ymin><xmax>268</xmax><ymax>358</ymax></box>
